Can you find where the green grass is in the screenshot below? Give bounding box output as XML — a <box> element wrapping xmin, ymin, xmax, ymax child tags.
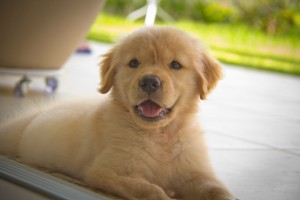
<box><xmin>87</xmin><ymin>13</ymin><xmax>300</xmax><ymax>76</ymax></box>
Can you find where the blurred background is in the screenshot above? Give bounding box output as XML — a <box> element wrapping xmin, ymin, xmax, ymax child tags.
<box><xmin>88</xmin><ymin>0</ymin><xmax>300</xmax><ymax>75</ymax></box>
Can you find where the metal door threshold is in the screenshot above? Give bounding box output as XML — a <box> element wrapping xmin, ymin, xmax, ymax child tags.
<box><xmin>0</xmin><ymin>156</ymin><xmax>111</xmax><ymax>200</ymax></box>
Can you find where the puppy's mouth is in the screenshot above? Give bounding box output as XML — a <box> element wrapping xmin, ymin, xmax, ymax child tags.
<box><xmin>134</xmin><ymin>100</ymin><xmax>171</xmax><ymax>121</ymax></box>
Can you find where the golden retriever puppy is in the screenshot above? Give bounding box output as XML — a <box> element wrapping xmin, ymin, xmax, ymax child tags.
<box><xmin>0</xmin><ymin>26</ymin><xmax>234</xmax><ymax>200</ymax></box>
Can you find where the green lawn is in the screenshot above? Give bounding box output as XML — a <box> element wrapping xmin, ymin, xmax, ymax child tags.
<box><xmin>87</xmin><ymin>13</ymin><xmax>300</xmax><ymax>76</ymax></box>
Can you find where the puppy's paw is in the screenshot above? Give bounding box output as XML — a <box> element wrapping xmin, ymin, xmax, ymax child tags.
<box><xmin>195</xmin><ymin>183</ymin><xmax>235</xmax><ymax>200</ymax></box>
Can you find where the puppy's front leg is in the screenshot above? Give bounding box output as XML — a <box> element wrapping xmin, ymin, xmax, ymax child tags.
<box><xmin>174</xmin><ymin>147</ymin><xmax>234</xmax><ymax>200</ymax></box>
<box><xmin>180</xmin><ymin>175</ymin><xmax>235</xmax><ymax>200</ymax></box>
<box><xmin>194</xmin><ymin>181</ymin><xmax>234</xmax><ymax>200</ymax></box>
<box><xmin>84</xmin><ymin>167</ymin><xmax>174</xmax><ymax>200</ymax></box>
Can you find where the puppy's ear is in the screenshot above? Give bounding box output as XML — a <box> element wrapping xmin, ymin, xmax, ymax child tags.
<box><xmin>198</xmin><ymin>52</ymin><xmax>223</xmax><ymax>100</ymax></box>
<box><xmin>99</xmin><ymin>50</ymin><xmax>116</xmax><ymax>94</ymax></box>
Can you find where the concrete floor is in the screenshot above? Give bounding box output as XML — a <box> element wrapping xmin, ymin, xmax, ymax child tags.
<box><xmin>0</xmin><ymin>41</ymin><xmax>300</xmax><ymax>200</ymax></box>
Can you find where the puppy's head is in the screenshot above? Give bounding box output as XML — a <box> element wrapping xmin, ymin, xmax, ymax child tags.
<box><xmin>99</xmin><ymin>26</ymin><xmax>222</xmax><ymax>129</ymax></box>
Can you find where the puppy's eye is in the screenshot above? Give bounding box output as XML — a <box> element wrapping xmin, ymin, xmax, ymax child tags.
<box><xmin>129</xmin><ymin>59</ymin><xmax>140</xmax><ymax>68</ymax></box>
<box><xmin>170</xmin><ymin>60</ymin><xmax>182</xmax><ymax>70</ymax></box>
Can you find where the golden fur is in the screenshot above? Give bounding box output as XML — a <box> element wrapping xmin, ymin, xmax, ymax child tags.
<box><xmin>0</xmin><ymin>26</ymin><xmax>234</xmax><ymax>200</ymax></box>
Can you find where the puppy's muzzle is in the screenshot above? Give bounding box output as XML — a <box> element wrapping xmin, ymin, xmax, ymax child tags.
<box><xmin>139</xmin><ymin>75</ymin><xmax>161</xmax><ymax>94</ymax></box>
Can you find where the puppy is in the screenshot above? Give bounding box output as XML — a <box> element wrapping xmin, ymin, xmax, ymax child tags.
<box><xmin>0</xmin><ymin>26</ymin><xmax>234</xmax><ymax>200</ymax></box>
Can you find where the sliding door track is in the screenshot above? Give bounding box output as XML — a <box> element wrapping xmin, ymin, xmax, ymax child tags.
<box><xmin>0</xmin><ymin>156</ymin><xmax>111</xmax><ymax>200</ymax></box>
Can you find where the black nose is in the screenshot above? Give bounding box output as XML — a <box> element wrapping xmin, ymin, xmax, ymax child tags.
<box><xmin>139</xmin><ymin>75</ymin><xmax>161</xmax><ymax>94</ymax></box>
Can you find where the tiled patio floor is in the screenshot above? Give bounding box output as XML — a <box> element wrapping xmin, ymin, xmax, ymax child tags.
<box><xmin>1</xmin><ymin>41</ymin><xmax>300</xmax><ymax>200</ymax></box>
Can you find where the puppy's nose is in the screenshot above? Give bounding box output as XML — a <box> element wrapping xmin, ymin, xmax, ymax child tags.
<box><xmin>139</xmin><ymin>75</ymin><xmax>161</xmax><ymax>94</ymax></box>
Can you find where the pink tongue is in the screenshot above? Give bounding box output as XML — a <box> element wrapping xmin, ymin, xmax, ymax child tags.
<box><xmin>139</xmin><ymin>100</ymin><xmax>162</xmax><ymax>118</ymax></box>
